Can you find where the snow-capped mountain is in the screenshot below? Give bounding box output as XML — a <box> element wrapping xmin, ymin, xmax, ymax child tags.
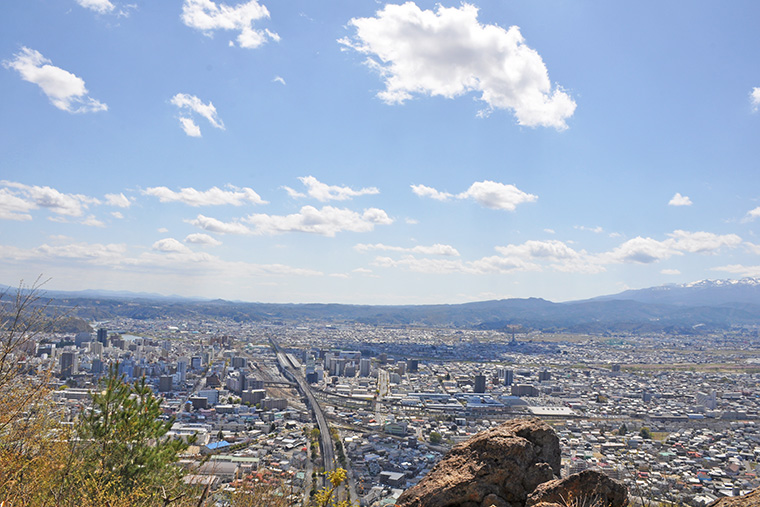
<box><xmin>590</xmin><ymin>277</ymin><xmax>760</xmax><ymax>306</ymax></box>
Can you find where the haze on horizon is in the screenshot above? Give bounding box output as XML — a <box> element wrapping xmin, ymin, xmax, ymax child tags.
<box><xmin>1</xmin><ymin>0</ymin><xmax>759</xmax><ymax>305</ymax></box>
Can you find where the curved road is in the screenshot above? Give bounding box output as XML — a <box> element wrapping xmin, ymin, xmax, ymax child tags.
<box><xmin>270</xmin><ymin>336</ymin><xmax>336</xmax><ymax>476</ymax></box>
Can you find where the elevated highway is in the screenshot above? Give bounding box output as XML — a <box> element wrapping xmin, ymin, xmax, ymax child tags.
<box><xmin>271</xmin><ymin>337</ymin><xmax>335</xmax><ymax>476</ymax></box>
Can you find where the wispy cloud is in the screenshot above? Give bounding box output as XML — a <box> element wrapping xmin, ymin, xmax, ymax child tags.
<box><xmin>355</xmin><ymin>243</ymin><xmax>460</xmax><ymax>256</ymax></box>
<box><xmin>143</xmin><ymin>185</ymin><xmax>266</xmax><ymax>206</ymax></box>
<box><xmin>244</xmin><ymin>206</ymin><xmax>393</xmax><ymax>237</ymax></box>
<box><xmin>171</xmin><ymin>93</ymin><xmax>225</xmax><ymax>137</ymax></box>
<box><xmin>0</xmin><ymin>181</ymin><xmax>100</xmax><ymax>218</ymax></box>
<box><xmin>751</xmin><ymin>87</ymin><xmax>760</xmax><ymax>112</ymax></box>
<box><xmin>339</xmin><ymin>3</ymin><xmax>575</xmax><ymax>129</ymax></box>
<box><xmin>75</xmin><ymin>0</ymin><xmax>115</xmax><ymax>14</ymax></box>
<box><xmin>3</xmin><ymin>47</ymin><xmax>107</xmax><ymax>113</ymax></box>
<box><xmin>284</xmin><ymin>176</ymin><xmax>379</xmax><ymax>202</ymax></box>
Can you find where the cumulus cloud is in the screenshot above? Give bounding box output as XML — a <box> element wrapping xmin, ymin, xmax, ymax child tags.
<box><xmin>244</xmin><ymin>205</ymin><xmax>393</xmax><ymax>236</ymax></box>
<box><xmin>75</xmin><ymin>0</ymin><xmax>115</xmax><ymax>14</ymax></box>
<box><xmin>354</xmin><ymin>243</ymin><xmax>460</xmax><ymax>256</ymax></box>
<box><xmin>185</xmin><ymin>233</ymin><xmax>222</xmax><ymax>246</ymax></box>
<box><xmin>339</xmin><ymin>2</ymin><xmax>576</xmax><ymax>129</ymax></box>
<box><xmin>3</xmin><ymin>47</ymin><xmax>107</xmax><ymax>113</ymax></box>
<box><xmin>751</xmin><ymin>87</ymin><xmax>760</xmax><ymax>112</ymax></box>
<box><xmin>153</xmin><ymin>238</ymin><xmax>192</xmax><ymax>253</ymax></box>
<box><xmin>105</xmin><ymin>192</ymin><xmax>130</xmax><ymax>208</ymax></box>
<box><xmin>181</xmin><ymin>0</ymin><xmax>279</xmax><ymax>49</ymax></box>
<box><xmin>143</xmin><ymin>185</ymin><xmax>266</xmax><ymax>206</ymax></box>
<box><xmin>459</xmin><ymin>180</ymin><xmax>537</xmax><ymax>211</ymax></box>
<box><xmin>0</xmin><ymin>181</ymin><xmax>99</xmax><ymax>217</ymax></box>
<box><xmin>412</xmin><ymin>180</ymin><xmax>536</xmax><ymax>211</ymax></box>
<box><xmin>668</xmin><ymin>192</ymin><xmax>692</xmax><ymax>206</ymax></box>
<box><xmin>171</xmin><ymin>93</ymin><xmax>225</xmax><ymax>137</ymax></box>
<box><xmin>188</xmin><ymin>214</ymin><xmax>252</xmax><ymax>235</ymax></box>
<box><xmin>285</xmin><ymin>176</ymin><xmax>379</xmax><ymax>202</ymax></box>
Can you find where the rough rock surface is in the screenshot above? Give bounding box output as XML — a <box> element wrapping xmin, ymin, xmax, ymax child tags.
<box><xmin>395</xmin><ymin>418</ymin><xmax>561</xmax><ymax>507</ymax></box>
<box><xmin>709</xmin><ymin>487</ymin><xmax>760</xmax><ymax>507</ymax></box>
<box><xmin>526</xmin><ymin>470</ymin><xmax>628</xmax><ymax>507</ymax></box>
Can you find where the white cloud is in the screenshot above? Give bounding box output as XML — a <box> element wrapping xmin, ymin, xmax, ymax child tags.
<box><xmin>543</xmin><ymin>228</ymin><xmax>555</xmax><ymax>234</ymax></box>
<box><xmin>411</xmin><ymin>184</ymin><xmax>453</xmax><ymax>201</ymax></box>
<box><xmin>751</xmin><ymin>87</ymin><xmax>760</xmax><ymax>112</ymax></box>
<box><xmin>0</xmin><ymin>188</ymin><xmax>35</xmax><ymax>221</ymax></box>
<box><xmin>668</xmin><ymin>192</ymin><xmax>692</xmax><ymax>206</ymax></box>
<box><xmin>157</xmin><ymin>227</ymin><xmax>169</xmax><ymax>233</ymax></box>
<box><xmin>574</xmin><ymin>225</ymin><xmax>604</xmax><ymax>234</ymax></box>
<box><xmin>405</xmin><ymin>218</ymin><xmax>419</xmax><ymax>225</ymax></box>
<box><xmin>153</xmin><ymin>238</ymin><xmax>192</xmax><ymax>254</ymax></box>
<box><xmin>143</xmin><ymin>185</ymin><xmax>266</xmax><ymax>206</ymax></box>
<box><xmin>171</xmin><ymin>94</ymin><xmax>225</xmax><ymax>137</ymax></box>
<box><xmin>287</xmin><ymin>176</ymin><xmax>380</xmax><ymax>202</ymax></box>
<box><xmin>105</xmin><ymin>192</ymin><xmax>130</xmax><ymax>208</ymax></box>
<box><xmin>179</xmin><ymin>117</ymin><xmax>202</xmax><ymax>137</ymax></box>
<box><xmin>244</xmin><ymin>205</ymin><xmax>393</xmax><ymax>237</ymax></box>
<box><xmin>75</xmin><ymin>0</ymin><xmax>115</xmax><ymax>14</ymax></box>
<box><xmin>0</xmin><ymin>181</ymin><xmax>99</xmax><ymax>217</ymax></box>
<box><xmin>412</xmin><ymin>180</ymin><xmax>536</xmax><ymax>211</ymax></box>
<box><xmin>604</xmin><ymin>230</ymin><xmax>741</xmax><ymax>264</ymax></box>
<box><xmin>667</xmin><ymin>230</ymin><xmax>741</xmax><ymax>253</ymax></box>
<box><xmin>188</xmin><ymin>214</ymin><xmax>252</xmax><ymax>235</ymax></box>
<box><xmin>181</xmin><ymin>0</ymin><xmax>278</xmax><ymax>49</ymax></box>
<box><xmin>339</xmin><ymin>2</ymin><xmax>575</xmax><ymax>129</ymax></box>
<box><xmin>661</xmin><ymin>269</ymin><xmax>680</xmax><ymax>275</ymax></box>
<box><xmin>81</xmin><ymin>214</ymin><xmax>105</xmax><ymax>227</ymax></box>
<box><xmin>713</xmin><ymin>264</ymin><xmax>760</xmax><ymax>278</ymax></box>
<box><xmin>354</xmin><ymin>243</ymin><xmax>460</xmax><ymax>256</ymax></box>
<box><xmin>744</xmin><ymin>206</ymin><xmax>760</xmax><ymax>221</ymax></box>
<box><xmin>458</xmin><ymin>180</ymin><xmax>537</xmax><ymax>211</ymax></box>
<box><xmin>3</xmin><ymin>47</ymin><xmax>107</xmax><ymax>113</ymax></box>
<box><xmin>185</xmin><ymin>233</ymin><xmax>222</xmax><ymax>246</ymax></box>
<box><xmin>111</xmin><ymin>211</ymin><xmax>124</xmax><ymax>219</ymax></box>
<box><xmin>273</xmin><ymin>76</ymin><xmax>286</xmax><ymax>85</ymax></box>
<box><xmin>34</xmin><ymin>241</ymin><xmax>127</xmax><ymax>264</ymax></box>
<box><xmin>371</xmin><ymin>231</ymin><xmax>743</xmax><ymax>277</ymax></box>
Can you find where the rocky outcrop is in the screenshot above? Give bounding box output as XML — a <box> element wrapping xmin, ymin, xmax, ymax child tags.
<box><xmin>527</xmin><ymin>470</ymin><xmax>628</xmax><ymax>507</ymax></box>
<box><xmin>396</xmin><ymin>418</ymin><xmax>561</xmax><ymax>507</ymax></box>
<box><xmin>395</xmin><ymin>418</ymin><xmax>627</xmax><ymax>507</ymax></box>
<box><xmin>709</xmin><ymin>487</ymin><xmax>760</xmax><ymax>507</ymax></box>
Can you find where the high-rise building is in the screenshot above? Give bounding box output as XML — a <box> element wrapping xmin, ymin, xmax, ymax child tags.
<box><xmin>60</xmin><ymin>351</ymin><xmax>77</xmax><ymax>379</ymax></box>
<box><xmin>538</xmin><ymin>370</ymin><xmax>551</xmax><ymax>382</ymax></box>
<box><xmin>177</xmin><ymin>361</ymin><xmax>187</xmax><ymax>382</ymax></box>
<box><xmin>97</xmin><ymin>328</ymin><xmax>108</xmax><ymax>345</ymax></box>
<box><xmin>397</xmin><ymin>361</ymin><xmax>407</xmax><ymax>376</ymax></box>
<box><xmin>159</xmin><ymin>375</ymin><xmax>173</xmax><ymax>392</ymax></box>
<box><xmin>474</xmin><ymin>374</ymin><xmax>487</xmax><ymax>393</ymax></box>
<box><xmin>408</xmin><ymin>359</ymin><xmax>419</xmax><ymax>373</ymax></box>
<box><xmin>359</xmin><ymin>358</ymin><xmax>371</xmax><ymax>377</ymax></box>
<box><xmin>503</xmin><ymin>369</ymin><xmax>514</xmax><ymax>386</ymax></box>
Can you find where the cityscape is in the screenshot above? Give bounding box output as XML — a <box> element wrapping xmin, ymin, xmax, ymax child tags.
<box><xmin>9</xmin><ymin>280</ymin><xmax>760</xmax><ymax>507</ymax></box>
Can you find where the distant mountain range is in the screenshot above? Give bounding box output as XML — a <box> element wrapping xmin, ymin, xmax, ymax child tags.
<box><xmin>5</xmin><ymin>277</ymin><xmax>760</xmax><ymax>334</ymax></box>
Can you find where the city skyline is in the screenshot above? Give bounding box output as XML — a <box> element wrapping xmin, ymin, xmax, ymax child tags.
<box><xmin>1</xmin><ymin>0</ymin><xmax>760</xmax><ymax>304</ymax></box>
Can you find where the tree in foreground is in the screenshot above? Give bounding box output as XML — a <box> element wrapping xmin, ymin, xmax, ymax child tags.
<box><xmin>68</xmin><ymin>364</ymin><xmax>191</xmax><ymax>503</ymax></box>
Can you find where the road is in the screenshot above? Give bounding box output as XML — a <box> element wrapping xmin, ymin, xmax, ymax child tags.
<box><xmin>270</xmin><ymin>336</ymin><xmax>336</xmax><ymax>478</ymax></box>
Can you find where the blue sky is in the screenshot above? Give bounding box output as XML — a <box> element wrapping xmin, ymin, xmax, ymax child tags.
<box><xmin>1</xmin><ymin>0</ymin><xmax>759</xmax><ymax>304</ymax></box>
